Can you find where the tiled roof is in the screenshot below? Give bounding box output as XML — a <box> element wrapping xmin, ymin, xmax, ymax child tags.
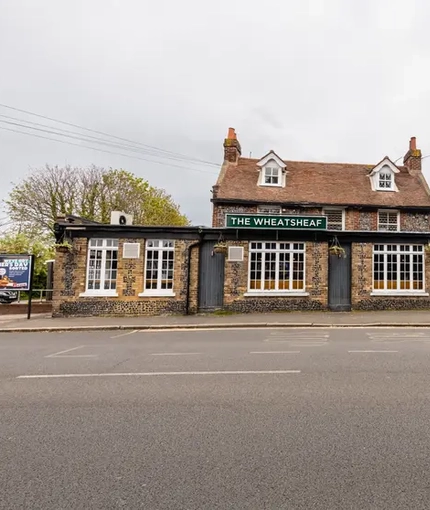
<box><xmin>214</xmin><ymin>158</ymin><xmax>430</xmax><ymax>208</ymax></box>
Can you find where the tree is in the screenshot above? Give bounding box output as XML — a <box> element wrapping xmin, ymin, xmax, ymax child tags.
<box><xmin>0</xmin><ymin>232</ymin><xmax>54</xmax><ymax>290</ymax></box>
<box><xmin>5</xmin><ymin>165</ymin><xmax>189</xmax><ymax>235</ymax></box>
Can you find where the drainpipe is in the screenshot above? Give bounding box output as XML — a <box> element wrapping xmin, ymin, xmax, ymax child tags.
<box><xmin>185</xmin><ymin>232</ymin><xmax>204</xmax><ymax>315</ymax></box>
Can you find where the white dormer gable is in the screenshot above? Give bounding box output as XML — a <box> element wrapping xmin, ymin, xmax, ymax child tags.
<box><xmin>368</xmin><ymin>157</ymin><xmax>400</xmax><ymax>192</ymax></box>
<box><xmin>256</xmin><ymin>150</ymin><xmax>287</xmax><ymax>187</ymax></box>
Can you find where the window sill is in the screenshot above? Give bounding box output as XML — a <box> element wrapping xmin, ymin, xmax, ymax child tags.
<box><xmin>259</xmin><ymin>183</ymin><xmax>283</xmax><ymax>188</ymax></box>
<box><xmin>370</xmin><ymin>291</ymin><xmax>429</xmax><ymax>297</ymax></box>
<box><xmin>79</xmin><ymin>292</ymin><xmax>119</xmax><ymax>298</ymax></box>
<box><xmin>244</xmin><ymin>291</ymin><xmax>309</xmax><ymax>297</ymax></box>
<box><xmin>138</xmin><ymin>292</ymin><xmax>176</xmax><ymax>298</ymax></box>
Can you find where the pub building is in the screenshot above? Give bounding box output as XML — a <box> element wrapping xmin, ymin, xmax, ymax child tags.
<box><xmin>52</xmin><ymin>130</ymin><xmax>430</xmax><ymax>317</ymax></box>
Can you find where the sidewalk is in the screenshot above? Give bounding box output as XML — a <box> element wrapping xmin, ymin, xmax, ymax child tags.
<box><xmin>2</xmin><ymin>310</ymin><xmax>430</xmax><ymax>332</ymax></box>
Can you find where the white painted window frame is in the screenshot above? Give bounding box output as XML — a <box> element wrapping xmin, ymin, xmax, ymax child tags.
<box><xmin>377</xmin><ymin>170</ymin><xmax>393</xmax><ymax>191</ymax></box>
<box><xmin>139</xmin><ymin>240</ymin><xmax>176</xmax><ymax>297</ymax></box>
<box><xmin>81</xmin><ymin>239</ymin><xmax>119</xmax><ymax>297</ymax></box>
<box><xmin>262</xmin><ymin>166</ymin><xmax>281</xmax><ymax>186</ymax></box>
<box><xmin>257</xmin><ymin>205</ymin><xmax>282</xmax><ymax>215</ymax></box>
<box><xmin>371</xmin><ymin>244</ymin><xmax>428</xmax><ymax>296</ymax></box>
<box><xmin>377</xmin><ymin>209</ymin><xmax>400</xmax><ymax>232</ymax></box>
<box><xmin>323</xmin><ymin>208</ymin><xmax>345</xmax><ymax>231</ymax></box>
<box><xmin>245</xmin><ymin>241</ymin><xmax>309</xmax><ymax>296</ymax></box>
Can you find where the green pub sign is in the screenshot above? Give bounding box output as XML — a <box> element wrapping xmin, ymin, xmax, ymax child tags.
<box><xmin>225</xmin><ymin>214</ymin><xmax>327</xmax><ymax>230</ymax></box>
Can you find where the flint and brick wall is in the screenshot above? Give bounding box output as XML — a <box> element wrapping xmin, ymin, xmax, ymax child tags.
<box><xmin>222</xmin><ymin>241</ymin><xmax>329</xmax><ymax>313</ymax></box>
<box><xmin>53</xmin><ymin>237</ymin><xmax>198</xmax><ymax>317</ymax></box>
<box><xmin>213</xmin><ymin>204</ymin><xmax>430</xmax><ymax>232</ymax></box>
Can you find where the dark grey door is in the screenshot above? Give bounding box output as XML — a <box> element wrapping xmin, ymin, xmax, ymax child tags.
<box><xmin>328</xmin><ymin>243</ymin><xmax>351</xmax><ymax>311</ymax></box>
<box><xmin>198</xmin><ymin>241</ymin><xmax>225</xmax><ymax>311</ymax></box>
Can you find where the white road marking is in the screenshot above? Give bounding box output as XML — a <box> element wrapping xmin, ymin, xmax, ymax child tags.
<box><xmin>110</xmin><ymin>330</ymin><xmax>138</xmax><ymax>339</ymax></box>
<box><xmin>265</xmin><ymin>331</ymin><xmax>330</xmax><ymax>346</ymax></box>
<box><xmin>250</xmin><ymin>351</ymin><xmax>300</xmax><ymax>354</ymax></box>
<box><xmin>367</xmin><ymin>332</ymin><xmax>430</xmax><ymax>344</ymax></box>
<box><xmin>17</xmin><ymin>370</ymin><xmax>301</xmax><ymax>379</ymax></box>
<box><xmin>289</xmin><ymin>342</ymin><xmax>327</xmax><ymax>347</ymax></box>
<box><xmin>348</xmin><ymin>350</ymin><xmax>399</xmax><ymax>353</ymax></box>
<box><xmin>151</xmin><ymin>352</ymin><xmax>201</xmax><ymax>356</ymax></box>
<box><xmin>45</xmin><ymin>346</ymin><xmax>98</xmax><ymax>358</ymax></box>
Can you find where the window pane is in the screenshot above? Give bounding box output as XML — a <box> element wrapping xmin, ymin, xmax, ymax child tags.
<box><xmin>278</xmin><ymin>252</ymin><xmax>290</xmax><ymax>290</ymax></box>
<box><xmin>250</xmin><ymin>251</ymin><xmax>262</xmax><ymax>290</ymax></box>
<box><xmin>292</xmin><ymin>252</ymin><xmax>304</xmax><ymax>290</ymax></box>
<box><xmin>264</xmin><ymin>252</ymin><xmax>276</xmax><ymax>290</ymax></box>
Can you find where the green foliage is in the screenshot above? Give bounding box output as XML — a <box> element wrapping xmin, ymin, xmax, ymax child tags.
<box><xmin>0</xmin><ymin>232</ymin><xmax>54</xmax><ymax>289</ymax></box>
<box><xmin>6</xmin><ymin>165</ymin><xmax>189</xmax><ymax>235</ymax></box>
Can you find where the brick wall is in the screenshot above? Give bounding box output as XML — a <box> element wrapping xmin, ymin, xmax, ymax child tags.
<box><xmin>222</xmin><ymin>241</ymin><xmax>328</xmax><ymax>313</ymax></box>
<box><xmin>53</xmin><ymin>237</ymin><xmax>199</xmax><ymax>317</ymax></box>
<box><xmin>212</xmin><ymin>204</ymin><xmax>258</xmax><ymax>227</ymax></box>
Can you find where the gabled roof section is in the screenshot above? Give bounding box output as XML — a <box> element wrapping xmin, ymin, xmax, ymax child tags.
<box><xmin>214</xmin><ymin>157</ymin><xmax>430</xmax><ymax>208</ymax></box>
<box><xmin>368</xmin><ymin>156</ymin><xmax>400</xmax><ymax>176</ymax></box>
<box><xmin>256</xmin><ymin>150</ymin><xmax>286</xmax><ymax>169</ymax></box>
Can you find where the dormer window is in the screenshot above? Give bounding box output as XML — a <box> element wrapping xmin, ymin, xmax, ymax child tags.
<box><xmin>378</xmin><ymin>169</ymin><xmax>393</xmax><ymax>190</ymax></box>
<box><xmin>369</xmin><ymin>158</ymin><xmax>399</xmax><ymax>192</ymax></box>
<box><xmin>264</xmin><ymin>167</ymin><xmax>280</xmax><ymax>185</ymax></box>
<box><xmin>256</xmin><ymin>151</ymin><xmax>287</xmax><ymax>188</ymax></box>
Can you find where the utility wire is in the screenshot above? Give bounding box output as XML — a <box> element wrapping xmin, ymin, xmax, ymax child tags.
<box><xmin>0</xmin><ymin>126</ymin><xmax>218</xmax><ymax>176</ymax></box>
<box><xmin>0</xmin><ymin>119</ymin><xmax>220</xmax><ymax>170</ymax></box>
<box><xmin>0</xmin><ymin>113</ymin><xmax>220</xmax><ymax>167</ymax></box>
<box><xmin>0</xmin><ymin>103</ymin><xmax>220</xmax><ymax>167</ymax></box>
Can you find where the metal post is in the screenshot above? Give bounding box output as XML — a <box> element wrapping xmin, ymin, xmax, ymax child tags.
<box><xmin>27</xmin><ymin>255</ymin><xmax>35</xmax><ymax>320</ymax></box>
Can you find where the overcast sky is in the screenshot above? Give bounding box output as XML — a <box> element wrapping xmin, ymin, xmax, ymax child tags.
<box><xmin>1</xmin><ymin>0</ymin><xmax>429</xmax><ymax>226</ymax></box>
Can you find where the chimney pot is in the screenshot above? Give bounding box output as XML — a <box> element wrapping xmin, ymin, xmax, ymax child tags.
<box><xmin>410</xmin><ymin>137</ymin><xmax>417</xmax><ymax>150</ymax></box>
<box><xmin>227</xmin><ymin>127</ymin><xmax>236</xmax><ymax>140</ymax></box>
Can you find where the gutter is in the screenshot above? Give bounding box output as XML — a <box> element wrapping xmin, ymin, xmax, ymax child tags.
<box><xmin>185</xmin><ymin>232</ymin><xmax>204</xmax><ymax>315</ymax></box>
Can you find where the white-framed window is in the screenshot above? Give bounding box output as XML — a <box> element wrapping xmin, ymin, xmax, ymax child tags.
<box><xmin>143</xmin><ymin>240</ymin><xmax>175</xmax><ymax>295</ymax></box>
<box><xmin>257</xmin><ymin>205</ymin><xmax>282</xmax><ymax>215</ymax></box>
<box><xmin>248</xmin><ymin>242</ymin><xmax>306</xmax><ymax>293</ymax></box>
<box><xmin>378</xmin><ymin>210</ymin><xmax>399</xmax><ymax>231</ymax></box>
<box><xmin>378</xmin><ymin>171</ymin><xmax>393</xmax><ymax>190</ymax></box>
<box><xmin>264</xmin><ymin>167</ymin><xmax>280</xmax><ymax>185</ymax></box>
<box><xmin>373</xmin><ymin>244</ymin><xmax>424</xmax><ymax>292</ymax></box>
<box><xmin>84</xmin><ymin>239</ymin><xmax>118</xmax><ymax>295</ymax></box>
<box><xmin>324</xmin><ymin>209</ymin><xmax>345</xmax><ymax>231</ymax></box>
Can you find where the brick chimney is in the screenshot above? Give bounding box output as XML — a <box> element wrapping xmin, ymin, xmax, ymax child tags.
<box><xmin>403</xmin><ymin>136</ymin><xmax>422</xmax><ymax>175</ymax></box>
<box><xmin>223</xmin><ymin>127</ymin><xmax>241</xmax><ymax>163</ymax></box>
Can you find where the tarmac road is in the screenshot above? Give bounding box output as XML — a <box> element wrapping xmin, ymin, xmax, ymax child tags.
<box><xmin>2</xmin><ymin>327</ymin><xmax>430</xmax><ymax>509</ymax></box>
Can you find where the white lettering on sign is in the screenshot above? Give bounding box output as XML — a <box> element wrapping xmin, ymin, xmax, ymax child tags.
<box><xmin>226</xmin><ymin>214</ymin><xmax>326</xmax><ymax>229</ymax></box>
<box><xmin>0</xmin><ymin>259</ymin><xmax>29</xmax><ymax>269</ymax></box>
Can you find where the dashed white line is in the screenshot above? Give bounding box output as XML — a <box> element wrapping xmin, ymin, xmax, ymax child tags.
<box><xmin>250</xmin><ymin>351</ymin><xmax>300</xmax><ymax>354</ymax></box>
<box><xmin>151</xmin><ymin>352</ymin><xmax>201</xmax><ymax>356</ymax></box>
<box><xmin>348</xmin><ymin>350</ymin><xmax>399</xmax><ymax>353</ymax></box>
<box><xmin>110</xmin><ymin>330</ymin><xmax>138</xmax><ymax>339</ymax></box>
<box><xmin>45</xmin><ymin>346</ymin><xmax>98</xmax><ymax>358</ymax></box>
<box><xmin>17</xmin><ymin>370</ymin><xmax>302</xmax><ymax>379</ymax></box>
